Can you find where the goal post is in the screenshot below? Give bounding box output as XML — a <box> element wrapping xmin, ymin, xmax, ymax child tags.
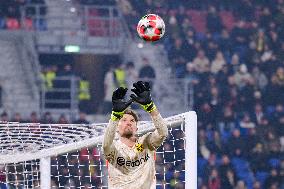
<box><xmin>185</xmin><ymin>111</ymin><xmax>197</xmax><ymax>189</ymax></box>
<box><xmin>0</xmin><ymin>111</ymin><xmax>197</xmax><ymax>188</ymax></box>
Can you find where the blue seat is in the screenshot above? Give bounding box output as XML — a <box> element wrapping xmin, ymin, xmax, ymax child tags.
<box><xmin>165</xmin><ymin>171</ymin><xmax>174</xmax><ymax>182</ymax></box>
<box><xmin>255</xmin><ymin>171</ymin><xmax>269</xmax><ymax>186</ymax></box>
<box><xmin>238</xmin><ymin>172</ymin><xmax>254</xmax><ymax>189</ymax></box>
<box><xmin>34</xmin><ymin>19</ymin><xmax>47</xmax><ymax>30</ymax></box>
<box><xmin>268</xmin><ymin>158</ymin><xmax>280</xmax><ymax>168</ymax></box>
<box><xmin>232</xmin><ymin>158</ymin><xmax>248</xmax><ymax>172</ymax></box>
<box><xmin>197</xmin><ymin>158</ymin><xmax>207</xmax><ymax>177</ymax></box>
<box><xmin>0</xmin><ymin>17</ymin><xmax>5</xmax><ymax>29</ymax></box>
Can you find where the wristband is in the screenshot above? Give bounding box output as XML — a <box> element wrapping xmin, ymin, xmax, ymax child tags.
<box><xmin>141</xmin><ymin>102</ymin><xmax>156</xmax><ymax>113</ymax></box>
<box><xmin>111</xmin><ymin>111</ymin><xmax>124</xmax><ymax>121</ymax></box>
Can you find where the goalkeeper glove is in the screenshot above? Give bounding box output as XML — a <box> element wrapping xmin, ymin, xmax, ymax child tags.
<box><xmin>111</xmin><ymin>87</ymin><xmax>133</xmax><ymax>121</ymax></box>
<box><xmin>130</xmin><ymin>81</ymin><xmax>156</xmax><ymax>113</ymax></box>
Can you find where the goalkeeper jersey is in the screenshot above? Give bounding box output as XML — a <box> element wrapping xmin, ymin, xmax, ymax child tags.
<box><xmin>103</xmin><ymin>113</ymin><xmax>168</xmax><ymax>189</ymax></box>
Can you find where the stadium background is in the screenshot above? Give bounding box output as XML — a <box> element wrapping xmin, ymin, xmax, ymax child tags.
<box><xmin>0</xmin><ymin>0</ymin><xmax>284</xmax><ymax>188</ymax></box>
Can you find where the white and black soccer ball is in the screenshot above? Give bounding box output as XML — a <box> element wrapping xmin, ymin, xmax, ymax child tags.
<box><xmin>137</xmin><ymin>14</ymin><xmax>165</xmax><ymax>42</ymax></box>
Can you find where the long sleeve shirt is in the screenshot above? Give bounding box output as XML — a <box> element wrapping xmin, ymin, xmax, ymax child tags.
<box><xmin>102</xmin><ymin>113</ymin><xmax>168</xmax><ymax>189</ymax></box>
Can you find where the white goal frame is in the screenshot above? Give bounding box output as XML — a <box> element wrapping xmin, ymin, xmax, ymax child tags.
<box><xmin>0</xmin><ymin>111</ymin><xmax>197</xmax><ymax>188</ymax></box>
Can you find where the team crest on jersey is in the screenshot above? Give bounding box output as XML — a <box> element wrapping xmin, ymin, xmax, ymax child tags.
<box><xmin>135</xmin><ymin>143</ymin><xmax>144</xmax><ymax>152</ymax></box>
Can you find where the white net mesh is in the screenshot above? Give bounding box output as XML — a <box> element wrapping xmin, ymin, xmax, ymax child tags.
<box><xmin>0</xmin><ymin>112</ymin><xmax>195</xmax><ymax>188</ymax></box>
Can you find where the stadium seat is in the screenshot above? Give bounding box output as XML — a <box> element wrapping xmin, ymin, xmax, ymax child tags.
<box><xmin>88</xmin><ymin>19</ymin><xmax>106</xmax><ymax>36</ymax></box>
<box><xmin>238</xmin><ymin>171</ymin><xmax>254</xmax><ymax>188</ymax></box>
<box><xmin>34</xmin><ymin>19</ymin><xmax>47</xmax><ymax>30</ymax></box>
<box><xmin>6</xmin><ymin>18</ymin><xmax>20</xmax><ymax>30</ymax></box>
<box><xmin>24</xmin><ymin>18</ymin><xmax>33</xmax><ymax>30</ymax></box>
<box><xmin>219</xmin><ymin>11</ymin><xmax>235</xmax><ymax>31</ymax></box>
<box><xmin>88</xmin><ymin>8</ymin><xmax>100</xmax><ymax>16</ymax></box>
<box><xmin>268</xmin><ymin>158</ymin><xmax>280</xmax><ymax>168</ymax></box>
<box><xmin>197</xmin><ymin>158</ymin><xmax>207</xmax><ymax>177</ymax></box>
<box><xmin>186</xmin><ymin>10</ymin><xmax>207</xmax><ymax>33</ymax></box>
<box><xmin>255</xmin><ymin>171</ymin><xmax>269</xmax><ymax>186</ymax></box>
<box><xmin>0</xmin><ymin>18</ymin><xmax>5</xmax><ymax>29</ymax></box>
<box><xmin>232</xmin><ymin>157</ymin><xmax>249</xmax><ymax>172</ymax></box>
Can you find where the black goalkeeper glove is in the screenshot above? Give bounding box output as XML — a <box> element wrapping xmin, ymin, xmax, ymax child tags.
<box><xmin>111</xmin><ymin>87</ymin><xmax>133</xmax><ymax>121</ymax></box>
<box><xmin>130</xmin><ymin>81</ymin><xmax>156</xmax><ymax>113</ymax></box>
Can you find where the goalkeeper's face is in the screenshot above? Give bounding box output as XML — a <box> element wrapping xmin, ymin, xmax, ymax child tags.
<box><xmin>118</xmin><ymin>114</ymin><xmax>138</xmax><ymax>138</ymax></box>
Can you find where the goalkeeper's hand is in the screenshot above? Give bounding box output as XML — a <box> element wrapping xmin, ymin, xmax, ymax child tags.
<box><xmin>111</xmin><ymin>87</ymin><xmax>133</xmax><ymax>121</ymax></box>
<box><xmin>130</xmin><ymin>81</ymin><xmax>156</xmax><ymax>113</ymax></box>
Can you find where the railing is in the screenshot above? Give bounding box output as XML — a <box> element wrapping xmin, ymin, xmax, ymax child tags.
<box><xmin>16</xmin><ymin>33</ymin><xmax>41</xmax><ymax>101</ymax></box>
<box><xmin>41</xmin><ymin>76</ymin><xmax>79</xmax><ymax>119</ymax></box>
<box><xmin>18</xmin><ymin>5</ymin><xmax>130</xmax><ymax>53</ymax></box>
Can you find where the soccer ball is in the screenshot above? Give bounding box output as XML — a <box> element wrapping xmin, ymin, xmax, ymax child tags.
<box><xmin>137</xmin><ymin>14</ymin><xmax>165</xmax><ymax>42</ymax></box>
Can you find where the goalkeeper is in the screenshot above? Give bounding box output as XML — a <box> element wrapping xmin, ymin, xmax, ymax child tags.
<box><xmin>103</xmin><ymin>81</ymin><xmax>168</xmax><ymax>189</ymax></box>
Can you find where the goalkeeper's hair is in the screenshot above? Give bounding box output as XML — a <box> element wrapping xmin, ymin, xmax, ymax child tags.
<box><xmin>124</xmin><ymin>109</ymin><xmax>139</xmax><ymax>122</ymax></box>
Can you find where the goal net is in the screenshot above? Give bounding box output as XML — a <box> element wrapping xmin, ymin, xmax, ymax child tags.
<box><xmin>0</xmin><ymin>112</ymin><xmax>197</xmax><ymax>189</ymax></box>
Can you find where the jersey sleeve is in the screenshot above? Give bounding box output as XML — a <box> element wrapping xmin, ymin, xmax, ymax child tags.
<box><xmin>145</xmin><ymin>113</ymin><xmax>168</xmax><ymax>151</ymax></box>
<box><xmin>102</xmin><ymin>119</ymin><xmax>118</xmax><ymax>164</ymax></box>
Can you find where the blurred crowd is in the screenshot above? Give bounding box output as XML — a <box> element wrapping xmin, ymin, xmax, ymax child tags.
<box><xmin>119</xmin><ymin>0</ymin><xmax>284</xmax><ymax>188</ymax></box>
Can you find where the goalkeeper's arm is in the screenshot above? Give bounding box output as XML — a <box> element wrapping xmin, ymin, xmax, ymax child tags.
<box><xmin>102</xmin><ymin>119</ymin><xmax>118</xmax><ymax>155</ymax></box>
<box><xmin>103</xmin><ymin>87</ymin><xmax>132</xmax><ymax>161</ymax></box>
<box><xmin>147</xmin><ymin>107</ymin><xmax>168</xmax><ymax>150</ymax></box>
<box><xmin>130</xmin><ymin>81</ymin><xmax>168</xmax><ymax>150</ymax></box>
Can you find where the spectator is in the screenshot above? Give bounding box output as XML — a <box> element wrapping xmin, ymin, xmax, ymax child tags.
<box><xmin>229</xmin><ymin>53</ymin><xmax>241</xmax><ymax>74</ymax></box>
<box><xmin>30</xmin><ymin>111</ymin><xmax>40</xmax><ymax>123</ymax></box>
<box><xmin>218</xmin><ymin>155</ymin><xmax>235</xmax><ymax>183</ymax></box>
<box><xmin>102</xmin><ymin>64</ymin><xmax>116</xmax><ymax>114</ymax></box>
<box><xmin>272</xmin><ymin>66</ymin><xmax>284</xmax><ymax>86</ymax></box>
<box><xmin>185</xmin><ymin>62</ymin><xmax>200</xmax><ymax>85</ymax></box>
<box><xmin>57</xmin><ymin>114</ymin><xmax>69</xmax><ymax>124</ymax></box>
<box><xmin>233</xmin><ymin>64</ymin><xmax>253</xmax><ymax>89</ymax></box>
<box><xmin>207</xmin><ymin>131</ymin><xmax>223</xmax><ymax>155</ymax></box>
<box><xmin>125</xmin><ymin>61</ymin><xmax>138</xmax><ymax>89</ymax></box>
<box><xmin>265</xmin><ymin>131</ymin><xmax>281</xmax><ymax>156</ymax></box>
<box><xmin>73</xmin><ymin>112</ymin><xmax>89</xmax><ymax>124</ymax></box>
<box><xmin>0</xmin><ymin>112</ymin><xmax>8</xmax><ymax>122</ymax></box>
<box><xmin>239</xmin><ymin>113</ymin><xmax>255</xmax><ymax>129</ymax></box>
<box><xmin>138</xmin><ymin>57</ymin><xmax>156</xmax><ymax>86</ymax></box>
<box><xmin>222</xmin><ymin>169</ymin><xmax>238</xmax><ymax>189</ymax></box>
<box><xmin>41</xmin><ymin>111</ymin><xmax>54</xmax><ymax>124</ymax></box>
<box><xmin>254</xmin><ymin>29</ymin><xmax>268</xmax><ymax>54</ymax></box>
<box><xmin>206</xmin><ymin>6</ymin><xmax>223</xmax><ymax>34</ymax></box>
<box><xmin>207</xmin><ymin>168</ymin><xmax>221</xmax><ymax>189</ymax></box>
<box><xmin>225</xmin><ymin>129</ymin><xmax>246</xmax><ymax>156</ymax></box>
<box><xmin>249</xmin><ymin>143</ymin><xmax>269</xmax><ymax>173</ymax></box>
<box><xmin>211</xmin><ymin>51</ymin><xmax>226</xmax><ymax>74</ymax></box>
<box><xmin>168</xmin><ymin>38</ymin><xmax>188</xmax><ymax>77</ymax></box>
<box><xmin>264</xmin><ymin>168</ymin><xmax>281</xmax><ymax>189</ymax></box>
<box><xmin>231</xmin><ymin>20</ymin><xmax>249</xmax><ymax>58</ymax></box>
<box><xmin>78</xmin><ymin>76</ymin><xmax>91</xmax><ymax>113</ymax></box>
<box><xmin>251</xmin><ymin>66</ymin><xmax>268</xmax><ymax>91</ymax></box>
<box><xmin>252</xmin><ymin>181</ymin><xmax>261</xmax><ymax>189</ymax></box>
<box><xmin>252</xmin><ymin>103</ymin><xmax>265</xmax><ymax>125</ymax></box>
<box><xmin>12</xmin><ymin>112</ymin><xmax>23</xmax><ymax>122</ymax></box>
<box><xmin>58</xmin><ymin>64</ymin><xmax>74</xmax><ymax>76</ymax></box>
<box><xmin>113</xmin><ymin>63</ymin><xmax>127</xmax><ymax>88</ymax></box>
<box><xmin>234</xmin><ymin>180</ymin><xmax>247</xmax><ymax>189</ymax></box>
<box><xmin>192</xmin><ymin>50</ymin><xmax>210</xmax><ymax>74</ymax></box>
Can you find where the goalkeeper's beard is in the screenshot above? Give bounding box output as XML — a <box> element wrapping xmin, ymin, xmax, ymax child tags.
<box><xmin>121</xmin><ymin>130</ymin><xmax>134</xmax><ymax>139</ymax></box>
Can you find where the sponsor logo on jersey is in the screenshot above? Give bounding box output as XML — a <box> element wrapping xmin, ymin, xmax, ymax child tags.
<box><xmin>117</xmin><ymin>153</ymin><xmax>150</xmax><ymax>167</ymax></box>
